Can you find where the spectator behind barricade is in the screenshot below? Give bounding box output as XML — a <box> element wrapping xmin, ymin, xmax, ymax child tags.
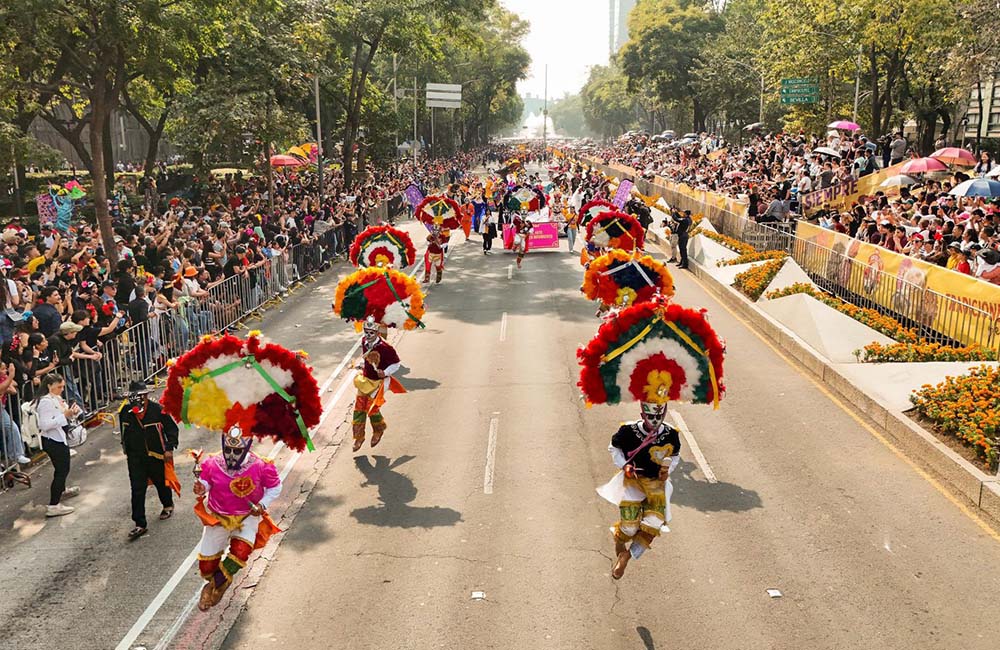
<box><xmin>0</xmin><ymin>358</ymin><xmax>30</xmax><ymax>466</ymax></box>
<box><xmin>0</xmin><ymin>258</ymin><xmax>22</xmax><ymax>347</ymax></box>
<box><xmin>34</xmin><ymin>286</ymin><xmax>64</xmax><ymax>337</ymax></box>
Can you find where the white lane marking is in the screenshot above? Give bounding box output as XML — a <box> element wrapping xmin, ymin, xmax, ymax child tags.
<box><xmin>483</xmin><ymin>413</ymin><xmax>500</xmax><ymax>494</ymax></box>
<box><xmin>130</xmin><ymin>225</ymin><xmax>442</xmax><ymax>650</ymax></box>
<box><xmin>499</xmin><ymin>312</ymin><xmax>508</xmax><ymax>342</ymax></box>
<box><xmin>670</xmin><ymin>410</ymin><xmax>717</xmax><ymax>483</ymax></box>
<box><xmin>507</xmin><ymin>264</ymin><xmax>512</xmax><ymax>280</ymax></box>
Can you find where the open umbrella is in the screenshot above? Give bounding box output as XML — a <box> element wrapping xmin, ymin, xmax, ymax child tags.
<box><xmin>828</xmin><ymin>120</ymin><xmax>860</xmax><ymax>131</ymax></box>
<box><xmin>949</xmin><ymin>178</ymin><xmax>1000</xmax><ymax>198</ymax></box>
<box><xmin>931</xmin><ymin>147</ymin><xmax>977</xmax><ymax>167</ymax></box>
<box><xmin>270</xmin><ymin>154</ymin><xmax>305</xmax><ymax>167</ymax></box>
<box><xmin>812</xmin><ymin>146</ymin><xmax>841</xmax><ymax>158</ymax></box>
<box><xmin>682</xmin><ymin>132</ymin><xmax>699</xmax><ymax>139</ymax></box>
<box><xmin>724</xmin><ymin>170</ymin><xmax>747</xmax><ymax>179</ymax></box>
<box><xmin>879</xmin><ymin>174</ymin><xmax>918</xmax><ymax>188</ymax></box>
<box><xmin>987</xmin><ymin>166</ymin><xmax>1000</xmax><ymax>179</ymax></box>
<box><xmin>901</xmin><ymin>157</ymin><xmax>948</xmax><ymax>174</ymax></box>
<box><xmin>742</xmin><ymin>122</ymin><xmax>764</xmax><ymax>131</ymax></box>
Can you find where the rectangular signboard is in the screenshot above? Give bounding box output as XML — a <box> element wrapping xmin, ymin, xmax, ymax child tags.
<box><xmin>781</xmin><ymin>77</ymin><xmax>818</xmax><ymax>86</ymax></box>
<box><xmin>426</xmin><ymin>99</ymin><xmax>462</xmax><ymax>109</ymax></box>
<box><xmin>426</xmin><ymin>83</ymin><xmax>462</xmax><ymax>93</ymax></box>
<box><xmin>781</xmin><ymin>95</ymin><xmax>819</xmax><ymax>104</ymax></box>
<box><xmin>426</xmin><ymin>90</ymin><xmax>462</xmax><ymax>101</ymax></box>
<box><xmin>780</xmin><ymin>86</ymin><xmax>819</xmax><ymax>95</ymax></box>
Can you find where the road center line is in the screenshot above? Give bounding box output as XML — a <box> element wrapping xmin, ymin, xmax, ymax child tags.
<box><xmin>483</xmin><ymin>413</ymin><xmax>500</xmax><ymax>495</ymax></box>
<box><xmin>507</xmin><ymin>264</ymin><xmax>512</xmax><ymax>280</ymax></box>
<box><xmin>670</xmin><ymin>410</ymin><xmax>717</xmax><ymax>484</ymax></box>
<box><xmin>499</xmin><ymin>312</ymin><xmax>508</xmax><ymax>342</ymax></box>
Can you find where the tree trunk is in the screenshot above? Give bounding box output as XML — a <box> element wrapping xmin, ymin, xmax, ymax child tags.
<box><xmin>90</xmin><ymin>86</ymin><xmax>118</xmax><ymax>266</ymax></box>
<box><xmin>692</xmin><ymin>96</ymin><xmax>706</xmax><ymax>133</ymax></box>
<box><xmin>143</xmin><ymin>112</ymin><xmax>166</xmax><ymax>180</ymax></box>
<box><xmin>103</xmin><ymin>116</ymin><xmax>116</xmax><ymax>196</ymax></box>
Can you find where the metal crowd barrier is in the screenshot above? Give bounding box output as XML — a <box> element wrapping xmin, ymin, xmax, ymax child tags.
<box><xmin>583</xmin><ymin>159</ymin><xmax>999</xmax><ymax>350</ymax></box>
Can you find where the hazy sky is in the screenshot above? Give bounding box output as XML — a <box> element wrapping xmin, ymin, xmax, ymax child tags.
<box><xmin>499</xmin><ymin>0</ymin><xmax>609</xmax><ymax>100</ymax></box>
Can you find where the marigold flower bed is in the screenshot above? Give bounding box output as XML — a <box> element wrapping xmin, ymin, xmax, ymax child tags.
<box><xmin>764</xmin><ymin>283</ymin><xmax>919</xmax><ymax>343</ymax></box>
<box><xmin>695</xmin><ymin>230</ymin><xmax>755</xmax><ymax>255</ymax></box>
<box><xmin>717</xmin><ymin>250</ymin><xmax>787</xmax><ymax>267</ymax></box>
<box><xmin>858</xmin><ymin>341</ymin><xmax>998</xmax><ymax>363</ymax></box>
<box><xmin>734</xmin><ymin>259</ymin><xmax>785</xmax><ymax>301</ymax></box>
<box><xmin>911</xmin><ymin>365</ymin><xmax>1000</xmax><ymax>466</ymax></box>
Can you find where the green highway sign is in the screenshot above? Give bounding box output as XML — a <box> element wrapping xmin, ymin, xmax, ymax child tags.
<box><xmin>781</xmin><ymin>77</ymin><xmax>818</xmax><ymax>86</ymax></box>
<box><xmin>781</xmin><ymin>95</ymin><xmax>819</xmax><ymax>104</ymax></box>
<box><xmin>780</xmin><ymin>86</ymin><xmax>819</xmax><ymax>96</ymax></box>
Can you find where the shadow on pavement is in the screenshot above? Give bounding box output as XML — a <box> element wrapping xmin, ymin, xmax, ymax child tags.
<box><xmin>393</xmin><ymin>366</ymin><xmax>441</xmax><ymax>392</ymax></box>
<box><xmin>350</xmin><ymin>455</ymin><xmax>462</xmax><ymax>529</ymax></box>
<box><xmin>672</xmin><ymin>460</ymin><xmax>763</xmax><ymax>513</ymax></box>
<box><xmin>637</xmin><ymin>626</ymin><xmax>656</xmax><ymax>650</ymax></box>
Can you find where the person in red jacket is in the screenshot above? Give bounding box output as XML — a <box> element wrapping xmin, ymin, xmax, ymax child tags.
<box><xmin>352</xmin><ymin>317</ymin><xmax>402</xmax><ymax>452</ymax></box>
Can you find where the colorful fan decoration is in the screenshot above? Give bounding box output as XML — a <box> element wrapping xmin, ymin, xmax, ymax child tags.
<box><xmin>333</xmin><ymin>267</ymin><xmax>425</xmax><ymax>330</ymax></box>
<box><xmin>160</xmin><ymin>332</ymin><xmax>322</xmax><ymax>452</ymax></box>
<box><xmin>578</xmin><ymin>297</ymin><xmax>725</xmax><ymax>408</ymax></box>
<box><xmin>414</xmin><ymin>195</ymin><xmax>462</xmax><ymax>230</ymax></box>
<box><xmin>579</xmin><ymin>198</ymin><xmax>617</xmax><ymax>225</ymax></box>
<box><xmin>505</xmin><ymin>185</ymin><xmax>547</xmax><ymax>213</ymax></box>
<box><xmin>349</xmin><ymin>225</ymin><xmax>417</xmax><ymax>269</ymax></box>
<box><xmin>582</xmin><ymin>250</ymin><xmax>675</xmax><ymax>309</ymax></box>
<box><xmin>585</xmin><ymin>210</ymin><xmax>645</xmax><ymax>251</ymax></box>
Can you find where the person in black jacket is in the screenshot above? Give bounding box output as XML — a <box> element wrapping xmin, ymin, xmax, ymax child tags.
<box><xmin>121</xmin><ymin>381</ymin><xmax>179</xmax><ymax>540</ymax></box>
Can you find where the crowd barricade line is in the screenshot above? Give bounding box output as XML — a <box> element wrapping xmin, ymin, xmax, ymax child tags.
<box><xmin>580</xmin><ymin>158</ymin><xmax>998</xmax><ymax>351</ymax></box>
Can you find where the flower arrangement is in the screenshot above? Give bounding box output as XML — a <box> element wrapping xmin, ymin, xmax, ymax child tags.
<box><xmin>333</xmin><ymin>267</ymin><xmax>425</xmax><ymax>330</ymax></box>
<box><xmin>581</xmin><ymin>249</ymin><xmax>675</xmax><ymax>308</ymax></box>
<box><xmin>733</xmin><ymin>259</ymin><xmax>786</xmax><ymax>300</ymax></box>
<box><xmin>577</xmin><ymin>296</ymin><xmax>725</xmax><ymax>407</ymax></box>
<box><xmin>697</xmin><ymin>230</ymin><xmax>755</xmax><ymax>255</ymax></box>
<box><xmin>911</xmin><ymin>365</ymin><xmax>1000</xmax><ymax>466</ymax></box>
<box><xmin>348</xmin><ymin>225</ymin><xmax>417</xmax><ymax>269</ymax></box>
<box><xmin>764</xmin><ymin>283</ymin><xmax>919</xmax><ymax>343</ymax></box>
<box><xmin>717</xmin><ymin>250</ymin><xmax>788</xmax><ymax>267</ymax></box>
<box><xmin>579</xmin><ymin>198</ymin><xmax>617</xmax><ymax>224</ymax></box>
<box><xmin>413</xmin><ymin>195</ymin><xmax>462</xmax><ymax>230</ymax></box>
<box><xmin>160</xmin><ymin>332</ymin><xmax>321</xmax><ymax>452</ymax></box>
<box><xmin>858</xmin><ymin>342</ymin><xmax>999</xmax><ymax>363</ymax></box>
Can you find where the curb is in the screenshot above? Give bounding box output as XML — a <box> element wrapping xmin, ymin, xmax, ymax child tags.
<box><xmin>645</xmin><ymin>229</ymin><xmax>1000</xmax><ymax>526</ymax></box>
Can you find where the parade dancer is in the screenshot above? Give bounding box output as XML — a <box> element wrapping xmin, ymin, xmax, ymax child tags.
<box><xmin>424</xmin><ymin>225</ymin><xmax>448</xmax><ymax>284</ymax></box>
<box><xmin>512</xmin><ymin>214</ymin><xmax>533</xmax><ymax>269</ymax></box>
<box><xmin>578</xmin><ymin>298</ymin><xmax>725</xmax><ymax>581</ymax></box>
<box><xmin>352</xmin><ymin>317</ymin><xmax>403</xmax><ymax>452</ymax></box>
<box><xmin>607</xmin><ymin>402</ymin><xmax>681</xmax><ymax>579</ymax></box>
<box><xmin>193</xmin><ymin>427</ymin><xmax>282</xmax><ymax>610</ymax></box>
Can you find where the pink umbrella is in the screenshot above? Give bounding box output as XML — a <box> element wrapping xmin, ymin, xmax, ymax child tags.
<box><xmin>931</xmin><ymin>147</ymin><xmax>976</xmax><ymax>167</ymax></box>
<box><xmin>270</xmin><ymin>154</ymin><xmax>305</xmax><ymax>167</ymax></box>
<box><xmin>724</xmin><ymin>170</ymin><xmax>746</xmax><ymax>179</ymax></box>
<box><xmin>828</xmin><ymin>120</ymin><xmax>861</xmax><ymax>131</ymax></box>
<box><xmin>901</xmin><ymin>157</ymin><xmax>948</xmax><ymax>174</ymax></box>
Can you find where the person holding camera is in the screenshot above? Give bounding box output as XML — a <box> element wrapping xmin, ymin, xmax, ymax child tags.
<box><xmin>36</xmin><ymin>373</ymin><xmax>81</xmax><ymax>517</ymax></box>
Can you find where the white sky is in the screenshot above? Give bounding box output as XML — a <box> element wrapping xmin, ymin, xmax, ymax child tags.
<box><xmin>499</xmin><ymin>0</ymin><xmax>609</xmax><ymax>100</ymax></box>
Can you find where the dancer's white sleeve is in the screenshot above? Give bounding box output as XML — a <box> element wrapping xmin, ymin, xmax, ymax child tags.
<box><xmin>259</xmin><ymin>483</ymin><xmax>281</xmax><ymax>509</ymax></box>
<box><xmin>608</xmin><ymin>444</ymin><xmax>627</xmax><ymax>469</ymax></box>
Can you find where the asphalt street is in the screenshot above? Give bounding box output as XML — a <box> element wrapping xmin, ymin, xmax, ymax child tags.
<box><xmin>217</xmin><ymin>199</ymin><xmax>1000</xmax><ymax>649</ymax></box>
<box><xmin>4</xmin><ymin>179</ymin><xmax>1000</xmax><ymax>650</ymax></box>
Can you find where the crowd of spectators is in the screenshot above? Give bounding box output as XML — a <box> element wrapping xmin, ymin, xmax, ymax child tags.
<box><xmin>582</xmin><ymin>130</ymin><xmax>1000</xmax><ymax>282</ymax></box>
<box><xmin>0</xmin><ymin>152</ymin><xmax>472</xmax><ymax>469</ymax></box>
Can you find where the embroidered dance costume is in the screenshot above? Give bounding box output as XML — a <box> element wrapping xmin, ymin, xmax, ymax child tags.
<box><xmin>352</xmin><ymin>322</ymin><xmax>402</xmax><ymax>451</ymax></box>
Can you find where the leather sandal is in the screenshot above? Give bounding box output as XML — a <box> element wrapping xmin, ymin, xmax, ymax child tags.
<box><xmin>127</xmin><ymin>527</ymin><xmax>148</xmax><ymax>541</ymax></box>
<box><xmin>159</xmin><ymin>507</ymin><xmax>174</xmax><ymax>520</ymax></box>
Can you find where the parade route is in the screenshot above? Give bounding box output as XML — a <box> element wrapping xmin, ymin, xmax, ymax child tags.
<box><xmin>213</xmin><ymin>223</ymin><xmax>1000</xmax><ymax>650</ymax></box>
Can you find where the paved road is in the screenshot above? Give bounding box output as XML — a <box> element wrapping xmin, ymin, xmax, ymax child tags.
<box><xmin>218</xmin><ymin>207</ymin><xmax>1000</xmax><ymax>649</ymax></box>
<box><xmin>0</xmin><ymin>218</ymin><xmax>432</xmax><ymax>650</ymax></box>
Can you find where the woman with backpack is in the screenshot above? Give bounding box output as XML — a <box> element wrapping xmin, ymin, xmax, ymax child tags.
<box><xmin>36</xmin><ymin>373</ymin><xmax>81</xmax><ymax>517</ymax></box>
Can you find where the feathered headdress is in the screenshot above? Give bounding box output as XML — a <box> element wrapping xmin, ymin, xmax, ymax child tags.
<box><xmin>584</xmin><ymin>210</ymin><xmax>645</xmax><ymax>251</ymax></box>
<box><xmin>414</xmin><ymin>195</ymin><xmax>462</xmax><ymax>230</ymax></box>
<box><xmin>349</xmin><ymin>225</ymin><xmax>417</xmax><ymax>269</ymax></box>
<box><xmin>582</xmin><ymin>250</ymin><xmax>675</xmax><ymax>309</ymax></box>
<box><xmin>578</xmin><ymin>297</ymin><xmax>725</xmax><ymax>408</ymax></box>
<box><xmin>505</xmin><ymin>186</ymin><xmax>546</xmax><ymax>212</ymax></box>
<box><xmin>160</xmin><ymin>332</ymin><xmax>322</xmax><ymax>451</ymax></box>
<box><xmin>333</xmin><ymin>267</ymin><xmax>425</xmax><ymax>330</ymax></box>
<box><xmin>579</xmin><ymin>198</ymin><xmax>616</xmax><ymax>225</ymax></box>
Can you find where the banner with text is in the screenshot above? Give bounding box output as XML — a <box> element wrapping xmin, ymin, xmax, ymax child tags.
<box><xmin>799</xmin><ymin>162</ymin><xmax>905</xmax><ymax>215</ymax></box>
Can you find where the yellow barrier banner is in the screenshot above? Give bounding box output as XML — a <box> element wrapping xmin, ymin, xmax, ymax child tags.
<box><xmin>799</xmin><ymin>162</ymin><xmax>906</xmax><ymax>215</ymax></box>
<box><xmin>795</xmin><ymin>221</ymin><xmax>1000</xmax><ymax>348</ymax></box>
<box><xmin>706</xmin><ymin>148</ymin><xmax>728</xmax><ymax>161</ymax></box>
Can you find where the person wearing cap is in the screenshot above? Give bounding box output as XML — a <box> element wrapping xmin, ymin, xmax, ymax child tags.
<box><xmin>120</xmin><ymin>380</ymin><xmax>179</xmax><ymax>540</ymax></box>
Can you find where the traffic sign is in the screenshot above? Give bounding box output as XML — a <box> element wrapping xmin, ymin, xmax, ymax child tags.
<box><xmin>426</xmin><ymin>82</ymin><xmax>461</xmax><ymax>110</ymax></box>
<box><xmin>781</xmin><ymin>77</ymin><xmax>818</xmax><ymax>86</ymax></box>
<box><xmin>780</xmin><ymin>86</ymin><xmax>819</xmax><ymax>96</ymax></box>
<box><xmin>781</xmin><ymin>95</ymin><xmax>819</xmax><ymax>104</ymax></box>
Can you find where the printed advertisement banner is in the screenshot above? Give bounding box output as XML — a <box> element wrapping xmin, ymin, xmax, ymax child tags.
<box><xmin>799</xmin><ymin>162</ymin><xmax>905</xmax><ymax>215</ymax></box>
<box><xmin>795</xmin><ymin>221</ymin><xmax>1000</xmax><ymax>348</ymax></box>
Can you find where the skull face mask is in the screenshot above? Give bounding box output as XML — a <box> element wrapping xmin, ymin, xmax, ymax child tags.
<box><xmin>362</xmin><ymin>316</ymin><xmax>380</xmax><ymax>346</ymax></box>
<box><xmin>222</xmin><ymin>426</ymin><xmax>252</xmax><ymax>471</ymax></box>
<box><xmin>640</xmin><ymin>402</ymin><xmax>668</xmax><ymax>433</ymax></box>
